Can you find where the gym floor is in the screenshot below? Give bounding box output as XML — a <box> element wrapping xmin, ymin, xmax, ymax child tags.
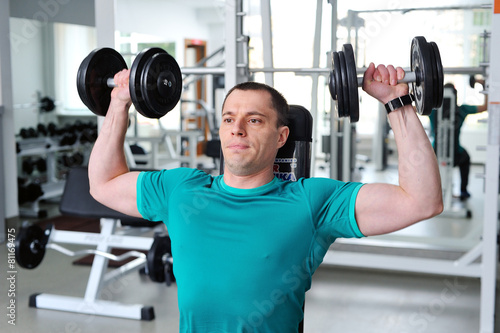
<box><xmin>1</xmin><ymin>160</ymin><xmax>499</xmax><ymax>333</ymax></box>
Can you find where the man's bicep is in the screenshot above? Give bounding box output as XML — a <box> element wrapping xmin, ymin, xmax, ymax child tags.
<box><xmin>355</xmin><ymin>183</ymin><xmax>416</xmax><ymax>236</ymax></box>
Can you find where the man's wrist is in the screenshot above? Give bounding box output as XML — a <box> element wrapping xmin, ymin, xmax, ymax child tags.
<box><xmin>384</xmin><ymin>94</ymin><xmax>414</xmax><ymax>114</ymax></box>
<box><xmin>109</xmin><ymin>99</ymin><xmax>133</xmax><ymax>113</ymax></box>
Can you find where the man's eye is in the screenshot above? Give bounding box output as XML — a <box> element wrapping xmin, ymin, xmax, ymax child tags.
<box><xmin>223</xmin><ymin>118</ymin><xmax>232</xmax><ymax>123</ymax></box>
<box><xmin>249</xmin><ymin>119</ymin><xmax>261</xmax><ymax>124</ymax></box>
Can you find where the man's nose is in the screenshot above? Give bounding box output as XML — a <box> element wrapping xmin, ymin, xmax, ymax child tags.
<box><xmin>231</xmin><ymin>119</ymin><xmax>246</xmax><ymax>136</ymax></box>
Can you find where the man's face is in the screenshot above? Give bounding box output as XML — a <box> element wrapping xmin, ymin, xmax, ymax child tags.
<box><xmin>219</xmin><ymin>89</ymin><xmax>289</xmax><ymax>177</ymax></box>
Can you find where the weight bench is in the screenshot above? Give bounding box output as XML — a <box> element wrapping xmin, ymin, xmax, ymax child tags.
<box><xmin>28</xmin><ymin>166</ymin><xmax>165</xmax><ymax>321</ymax></box>
<box><xmin>279</xmin><ymin>105</ymin><xmax>312</xmax><ymax>333</ymax></box>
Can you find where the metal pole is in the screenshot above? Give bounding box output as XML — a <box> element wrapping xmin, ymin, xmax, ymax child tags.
<box><xmin>329</xmin><ymin>0</ymin><xmax>339</xmax><ymax>180</ymax></box>
<box><xmin>95</xmin><ymin>0</ymin><xmax>116</xmax><ymax>134</ymax></box>
<box><xmin>180</xmin><ymin>66</ymin><xmax>485</xmax><ymax>76</ymax></box>
<box><xmin>352</xmin><ymin>4</ymin><xmax>491</xmax><ymax>14</ymax></box>
<box><xmin>225</xmin><ymin>0</ymin><xmax>248</xmax><ymax>89</ymax></box>
<box><xmin>479</xmin><ymin>7</ymin><xmax>498</xmax><ymax>332</ymax></box>
<box><xmin>309</xmin><ymin>0</ymin><xmax>323</xmax><ymax>176</ymax></box>
<box><xmin>0</xmin><ymin>105</ymin><xmax>5</xmax><ymax>240</ymax></box>
<box><xmin>0</xmin><ymin>0</ymin><xmax>16</xmax><ymax>230</ymax></box>
<box><xmin>225</xmin><ymin>0</ymin><xmax>238</xmax><ymax>90</ymax></box>
<box><xmin>260</xmin><ymin>0</ymin><xmax>274</xmax><ymax>86</ymax></box>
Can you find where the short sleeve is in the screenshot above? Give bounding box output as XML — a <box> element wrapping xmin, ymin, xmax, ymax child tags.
<box><xmin>302</xmin><ymin>178</ymin><xmax>365</xmax><ymax>239</ymax></box>
<box><xmin>137</xmin><ymin>168</ymin><xmax>211</xmax><ymax>221</ymax></box>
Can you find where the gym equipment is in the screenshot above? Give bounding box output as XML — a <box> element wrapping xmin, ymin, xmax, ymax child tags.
<box><xmin>274</xmin><ymin>105</ymin><xmax>313</xmax><ymax>180</ymax></box>
<box><xmin>77</xmin><ymin>47</ymin><xmax>182</xmax><ymax>119</ymax></box>
<box><xmin>19</xmin><ymin>127</ymin><xmax>38</xmax><ymax>139</ymax></box>
<box><xmin>469</xmin><ymin>75</ymin><xmax>486</xmax><ymax>90</ymax></box>
<box><xmin>14</xmin><ymin>222</ymin><xmax>151</xmax><ymax>268</ymax></box>
<box><xmin>21</xmin><ymin>157</ymin><xmax>47</xmax><ymax>175</ymax></box>
<box><xmin>469</xmin><ymin>75</ymin><xmax>477</xmax><ymax>88</ymax></box>
<box><xmin>13</xmin><ymin>96</ymin><xmax>56</xmax><ymax>112</ymax></box>
<box><xmin>39</xmin><ymin>97</ymin><xmax>56</xmax><ymax>112</ymax></box>
<box><xmin>23</xmin><ymin>167</ymin><xmax>169</xmax><ymax>321</ymax></box>
<box><xmin>15</xmin><ymin>207</ymin><xmax>171</xmax><ymax>285</ymax></box>
<box><xmin>146</xmin><ymin>234</ymin><xmax>175</xmax><ymax>286</ymax></box>
<box><xmin>275</xmin><ymin>105</ymin><xmax>313</xmax><ymax>333</ymax></box>
<box><xmin>17</xmin><ymin>182</ymin><xmax>44</xmax><ymax>205</ymax></box>
<box><xmin>434</xmin><ymin>86</ymin><xmax>472</xmax><ymax>219</ymax></box>
<box><xmin>15</xmin><ymin>223</ymin><xmax>51</xmax><ymax>269</ymax></box>
<box><xmin>328</xmin><ymin>36</ymin><xmax>444</xmax><ymax>122</ymax></box>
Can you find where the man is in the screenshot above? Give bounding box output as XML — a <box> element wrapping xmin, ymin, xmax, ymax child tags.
<box><xmin>88</xmin><ymin>63</ymin><xmax>442</xmax><ymax>332</ymax></box>
<box><xmin>429</xmin><ymin>80</ymin><xmax>488</xmax><ymax>200</ymax></box>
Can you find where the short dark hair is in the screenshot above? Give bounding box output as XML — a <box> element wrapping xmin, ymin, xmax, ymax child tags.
<box><xmin>222</xmin><ymin>81</ymin><xmax>289</xmax><ymax>127</ymax></box>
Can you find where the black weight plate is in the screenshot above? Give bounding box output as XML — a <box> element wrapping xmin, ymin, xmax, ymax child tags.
<box><xmin>469</xmin><ymin>75</ymin><xmax>476</xmax><ymax>88</ymax></box>
<box><xmin>338</xmin><ymin>51</ymin><xmax>351</xmax><ymax>119</ymax></box>
<box><xmin>140</xmin><ymin>52</ymin><xmax>183</xmax><ymax>118</ymax></box>
<box><xmin>327</xmin><ymin>72</ymin><xmax>337</xmax><ymax>107</ymax></box>
<box><xmin>77</xmin><ymin>48</ymin><xmax>127</xmax><ymax>116</ymax></box>
<box><xmin>426</xmin><ymin>41</ymin><xmax>439</xmax><ymax>110</ymax></box>
<box><xmin>343</xmin><ymin>44</ymin><xmax>360</xmax><ymax>123</ymax></box>
<box><xmin>410</xmin><ymin>37</ymin><xmax>433</xmax><ymax>116</ymax></box>
<box><xmin>147</xmin><ymin>235</ymin><xmax>175</xmax><ymax>283</ymax></box>
<box><xmin>430</xmin><ymin>41</ymin><xmax>444</xmax><ymax>110</ymax></box>
<box><xmin>15</xmin><ymin>224</ymin><xmax>46</xmax><ymax>269</ymax></box>
<box><xmin>77</xmin><ymin>54</ymin><xmax>93</xmax><ymax>111</ymax></box>
<box><xmin>129</xmin><ymin>48</ymin><xmax>166</xmax><ymax>117</ymax></box>
<box><xmin>332</xmin><ymin>51</ymin><xmax>345</xmax><ymax>118</ymax></box>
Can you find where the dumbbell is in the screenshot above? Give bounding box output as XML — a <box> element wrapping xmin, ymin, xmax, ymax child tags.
<box><xmin>328</xmin><ymin>36</ymin><xmax>444</xmax><ymax>122</ymax></box>
<box><xmin>15</xmin><ymin>223</ymin><xmax>51</xmax><ymax>269</ymax></box>
<box><xmin>22</xmin><ymin>158</ymin><xmax>47</xmax><ymax>175</ymax></box>
<box><xmin>37</xmin><ymin>124</ymin><xmax>48</xmax><ymax>136</ymax></box>
<box><xmin>469</xmin><ymin>75</ymin><xmax>486</xmax><ymax>88</ymax></box>
<box><xmin>77</xmin><ymin>47</ymin><xmax>182</xmax><ymax>119</ymax></box>
<box><xmin>39</xmin><ymin>96</ymin><xmax>55</xmax><ymax>112</ymax></box>
<box><xmin>147</xmin><ymin>233</ymin><xmax>175</xmax><ymax>286</ymax></box>
<box><xmin>19</xmin><ymin>127</ymin><xmax>38</xmax><ymax>139</ymax></box>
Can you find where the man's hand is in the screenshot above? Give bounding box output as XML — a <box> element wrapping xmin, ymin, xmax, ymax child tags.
<box><xmin>110</xmin><ymin>69</ymin><xmax>133</xmax><ymax>110</ymax></box>
<box><xmin>362</xmin><ymin>63</ymin><xmax>409</xmax><ymax>104</ymax></box>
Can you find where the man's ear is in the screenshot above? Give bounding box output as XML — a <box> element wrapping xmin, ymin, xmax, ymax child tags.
<box><xmin>277</xmin><ymin>126</ymin><xmax>290</xmax><ymax>149</ymax></box>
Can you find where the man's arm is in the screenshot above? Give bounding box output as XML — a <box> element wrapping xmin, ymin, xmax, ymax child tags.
<box><xmin>476</xmin><ymin>79</ymin><xmax>488</xmax><ymax>113</ymax></box>
<box><xmin>88</xmin><ymin>69</ymin><xmax>142</xmax><ymax>217</ymax></box>
<box><xmin>355</xmin><ymin>63</ymin><xmax>443</xmax><ymax>236</ymax></box>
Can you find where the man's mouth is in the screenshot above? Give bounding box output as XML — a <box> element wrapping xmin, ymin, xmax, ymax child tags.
<box><xmin>227</xmin><ymin>142</ymin><xmax>250</xmax><ymax>150</ymax></box>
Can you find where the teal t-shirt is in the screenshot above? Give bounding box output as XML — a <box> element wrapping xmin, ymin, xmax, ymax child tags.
<box><xmin>137</xmin><ymin>168</ymin><xmax>364</xmax><ymax>332</ymax></box>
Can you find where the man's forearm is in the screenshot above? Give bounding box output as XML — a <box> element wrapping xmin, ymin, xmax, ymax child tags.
<box><xmin>88</xmin><ymin>101</ymin><xmax>131</xmax><ymax>197</ymax></box>
<box><xmin>389</xmin><ymin>104</ymin><xmax>443</xmax><ymax>216</ymax></box>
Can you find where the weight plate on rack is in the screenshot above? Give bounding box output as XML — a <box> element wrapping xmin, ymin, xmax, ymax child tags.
<box><xmin>343</xmin><ymin>44</ymin><xmax>360</xmax><ymax>123</ymax></box>
<box><xmin>410</xmin><ymin>36</ymin><xmax>433</xmax><ymax>116</ymax></box>
<box><xmin>76</xmin><ymin>48</ymin><xmax>127</xmax><ymax>116</ymax></box>
<box><xmin>140</xmin><ymin>52</ymin><xmax>183</xmax><ymax>118</ymax></box>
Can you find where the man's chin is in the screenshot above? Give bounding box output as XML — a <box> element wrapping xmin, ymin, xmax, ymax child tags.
<box><xmin>223</xmin><ymin>158</ymin><xmax>254</xmax><ymax>175</ymax></box>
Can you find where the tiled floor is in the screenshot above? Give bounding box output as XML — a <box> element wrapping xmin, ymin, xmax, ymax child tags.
<box><xmin>1</xmin><ymin>161</ymin><xmax>498</xmax><ymax>333</ymax></box>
